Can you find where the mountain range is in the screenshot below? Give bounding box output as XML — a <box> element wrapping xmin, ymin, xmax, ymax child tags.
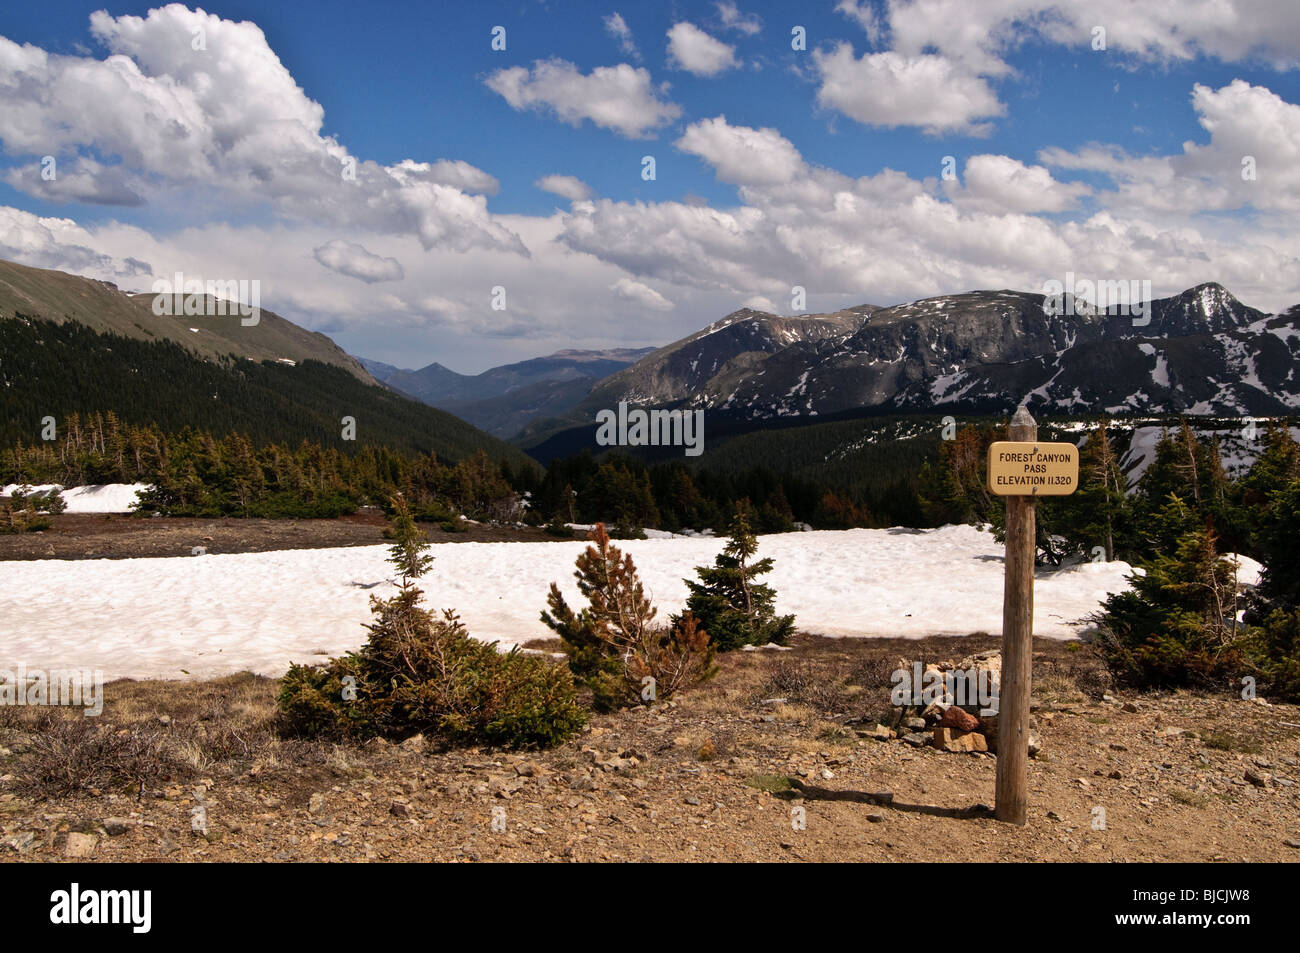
<box><xmin>359</xmin><ymin>347</ymin><xmax>653</xmax><ymax>438</ymax></box>
<box><xmin>516</xmin><ymin>283</ymin><xmax>1300</xmax><ymax>458</ymax></box>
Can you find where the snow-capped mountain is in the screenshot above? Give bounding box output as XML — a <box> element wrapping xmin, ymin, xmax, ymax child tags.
<box><xmin>580</xmin><ymin>283</ymin><xmax>1299</xmax><ymax>421</ymax></box>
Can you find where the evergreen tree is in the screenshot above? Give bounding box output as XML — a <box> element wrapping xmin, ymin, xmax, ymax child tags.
<box><xmin>682</xmin><ymin>505</ymin><xmax>796</xmax><ymax>650</ymax></box>
<box><xmin>541</xmin><ymin>523</ymin><xmax>715</xmax><ymax>709</ymax></box>
<box><xmin>1092</xmin><ymin>520</ymin><xmax>1246</xmax><ymax>690</ymax></box>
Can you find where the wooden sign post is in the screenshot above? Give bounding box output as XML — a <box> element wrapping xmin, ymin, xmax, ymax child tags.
<box><xmin>987</xmin><ymin>407</ymin><xmax>1079</xmax><ymax>824</ymax></box>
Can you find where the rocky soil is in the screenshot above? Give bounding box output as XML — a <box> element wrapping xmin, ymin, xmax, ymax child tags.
<box><xmin>2</xmin><ymin>633</ymin><xmax>1298</xmax><ymax>863</ymax></box>
<box><xmin>0</xmin><ymin>509</ymin><xmax>565</xmax><ymax>561</ymax></box>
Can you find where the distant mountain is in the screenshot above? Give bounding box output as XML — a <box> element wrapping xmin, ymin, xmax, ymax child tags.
<box><xmin>363</xmin><ymin>347</ymin><xmax>655</xmax><ymax>437</ymax></box>
<box><xmin>0</xmin><ymin>258</ymin><xmax>374</xmax><ymax>383</ymax></box>
<box><xmin>519</xmin><ymin>283</ymin><xmax>1300</xmax><ymax>460</ymax></box>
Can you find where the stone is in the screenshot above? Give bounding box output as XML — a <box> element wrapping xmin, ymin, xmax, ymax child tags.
<box><xmin>933</xmin><ymin>727</ymin><xmax>988</xmax><ymax>753</ymax></box>
<box><xmin>939</xmin><ymin>706</ymin><xmax>979</xmax><ymax>733</ymax></box>
<box><xmin>64</xmin><ymin>832</ymin><xmax>97</xmax><ymax>858</ymax></box>
<box><xmin>400</xmin><ymin>734</ymin><xmax>426</xmax><ymax>753</ymax></box>
<box><xmin>866</xmin><ymin>813</ymin><xmax>885</xmax><ymax>823</ymax></box>
<box><xmin>902</xmin><ymin>732</ymin><xmax>930</xmax><ymax>747</ymax></box>
<box><xmin>102</xmin><ymin>817</ymin><xmax>133</xmax><ymax>836</ymax></box>
<box><xmin>1244</xmin><ymin>769</ymin><xmax>1269</xmax><ymax>788</ymax></box>
<box><xmin>389</xmin><ymin>800</ymin><xmax>410</xmax><ymax>817</ymax></box>
<box><xmin>308</xmin><ymin>793</ymin><xmax>326</xmax><ymax>815</ymax></box>
<box><xmin>905</xmin><ymin>717</ymin><xmax>927</xmax><ymax>732</ymax></box>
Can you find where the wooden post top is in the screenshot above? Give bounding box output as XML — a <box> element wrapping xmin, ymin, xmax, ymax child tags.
<box><xmin>1010</xmin><ymin>405</ymin><xmax>1037</xmax><ymax>440</ymax></box>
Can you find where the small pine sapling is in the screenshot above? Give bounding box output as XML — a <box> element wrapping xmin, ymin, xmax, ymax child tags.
<box><xmin>682</xmin><ymin>505</ymin><xmax>796</xmax><ymax>650</ymax></box>
<box><xmin>541</xmin><ymin>523</ymin><xmax>715</xmax><ymax>709</ymax></box>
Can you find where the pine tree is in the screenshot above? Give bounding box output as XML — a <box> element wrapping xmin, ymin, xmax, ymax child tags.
<box><xmin>541</xmin><ymin>523</ymin><xmax>715</xmax><ymax>709</ymax></box>
<box><xmin>682</xmin><ymin>505</ymin><xmax>796</xmax><ymax>650</ymax></box>
<box><xmin>1092</xmin><ymin>520</ymin><xmax>1245</xmax><ymax>690</ymax></box>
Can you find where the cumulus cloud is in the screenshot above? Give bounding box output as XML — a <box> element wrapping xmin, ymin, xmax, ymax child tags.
<box><xmin>675</xmin><ymin>117</ymin><xmax>805</xmax><ymax>186</ymax></box>
<box><xmin>603</xmin><ymin>12</ymin><xmax>639</xmax><ymax>59</ymax></box>
<box><xmin>946</xmin><ymin>154</ymin><xmax>1091</xmax><ymax>213</ymax></box>
<box><xmin>611</xmin><ymin>276</ymin><xmax>673</xmax><ymax>311</ymax></box>
<box><xmin>313</xmin><ymin>240</ymin><xmax>404</xmax><ymax>283</ymax></box>
<box><xmin>716</xmin><ymin>2</ymin><xmax>761</xmax><ymax>36</ymax></box>
<box><xmin>0</xmin><ymin>206</ymin><xmax>152</xmax><ymax>281</ymax></box>
<box><xmin>553</xmin><ymin>111</ymin><xmax>1300</xmax><ymax>313</ymax></box>
<box><xmin>0</xmin><ymin>7</ymin><xmax>525</xmax><ymax>255</ymax></box>
<box><xmin>1041</xmin><ymin>80</ymin><xmax>1300</xmax><ymax>214</ymax></box>
<box><xmin>535</xmin><ymin>175</ymin><xmax>593</xmax><ymax>202</ymax></box>
<box><xmin>666</xmin><ymin>23</ymin><xmax>739</xmax><ymax>76</ymax></box>
<box><xmin>485</xmin><ymin>59</ymin><xmax>680</xmax><ymax>138</ymax></box>
<box><xmin>813</xmin><ymin>45</ymin><xmax>1005</xmax><ymax>135</ymax></box>
<box><xmin>819</xmin><ymin>1</ymin><xmax>1300</xmax><ymax>136</ymax></box>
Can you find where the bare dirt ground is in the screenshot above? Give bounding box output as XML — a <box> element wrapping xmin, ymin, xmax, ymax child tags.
<box><xmin>2</xmin><ymin>633</ymin><xmax>1297</xmax><ymax>863</ymax></box>
<box><xmin>0</xmin><ymin>510</ymin><xmax>562</xmax><ymax>560</ymax></box>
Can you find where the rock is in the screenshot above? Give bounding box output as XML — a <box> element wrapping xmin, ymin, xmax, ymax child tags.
<box><xmin>3</xmin><ymin>832</ymin><xmax>37</xmax><ymax>854</ymax></box>
<box><xmin>156</xmin><ymin>714</ymin><xmax>171</xmax><ymax>726</ymax></box>
<box><xmin>1028</xmin><ymin>734</ymin><xmax>1041</xmax><ymax>758</ymax></box>
<box><xmin>1245</xmin><ymin>769</ymin><xmax>1269</xmax><ymax>788</ymax></box>
<box><xmin>1121</xmin><ymin>702</ymin><xmax>1139</xmax><ymax>713</ymax></box>
<box><xmin>308</xmin><ymin>793</ymin><xmax>326</xmax><ymax>815</ymax></box>
<box><xmin>64</xmin><ymin>832</ymin><xmax>97</xmax><ymax>858</ymax></box>
<box><xmin>940</xmin><ymin>706</ymin><xmax>979</xmax><ymax>733</ymax></box>
<box><xmin>905</xmin><ymin>717</ymin><xmax>927</xmax><ymax>732</ymax></box>
<box><xmin>820</xmin><ymin>768</ymin><xmax>835</xmax><ymax>780</ymax></box>
<box><xmin>400</xmin><ymin>734</ymin><xmax>426</xmax><ymax>753</ymax></box>
<box><xmin>902</xmin><ymin>732</ymin><xmax>930</xmax><ymax>747</ymax></box>
<box><xmin>933</xmin><ymin>727</ymin><xmax>988</xmax><ymax>753</ymax></box>
<box><xmin>102</xmin><ymin>817</ymin><xmax>133</xmax><ymax>836</ymax></box>
<box><xmin>865</xmin><ymin>813</ymin><xmax>885</xmax><ymax>823</ymax></box>
<box><xmin>514</xmin><ymin>760</ymin><xmax>540</xmax><ymax>777</ymax></box>
<box><xmin>1285</xmin><ymin>839</ymin><xmax>1300</xmax><ymax>849</ymax></box>
<box><xmin>389</xmin><ymin>800</ymin><xmax>410</xmax><ymax>817</ymax></box>
<box><xmin>859</xmin><ymin>724</ymin><xmax>894</xmax><ymax>741</ymax></box>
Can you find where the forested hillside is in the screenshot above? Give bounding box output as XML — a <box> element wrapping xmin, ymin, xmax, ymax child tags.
<box><xmin>0</xmin><ymin>315</ymin><xmax>535</xmax><ymax>468</ymax></box>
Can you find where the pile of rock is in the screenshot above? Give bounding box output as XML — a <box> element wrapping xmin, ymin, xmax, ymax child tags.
<box><xmin>901</xmin><ymin>651</ymin><xmax>1004</xmax><ymax>755</ymax></box>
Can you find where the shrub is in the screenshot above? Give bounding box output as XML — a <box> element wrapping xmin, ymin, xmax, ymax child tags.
<box><xmin>1091</xmin><ymin>522</ymin><xmax>1247</xmax><ymax>691</ymax></box>
<box><xmin>541</xmin><ymin>523</ymin><xmax>716</xmax><ymax>710</ymax></box>
<box><xmin>278</xmin><ymin>498</ymin><xmax>586</xmax><ymax>748</ymax></box>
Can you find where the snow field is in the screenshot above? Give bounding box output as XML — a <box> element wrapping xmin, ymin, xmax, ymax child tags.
<box><xmin>0</xmin><ymin>525</ymin><xmax>1136</xmax><ymax>681</ymax></box>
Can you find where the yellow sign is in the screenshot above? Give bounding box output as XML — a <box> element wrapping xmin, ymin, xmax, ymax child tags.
<box><xmin>987</xmin><ymin>441</ymin><xmax>1079</xmax><ymax>496</ymax></box>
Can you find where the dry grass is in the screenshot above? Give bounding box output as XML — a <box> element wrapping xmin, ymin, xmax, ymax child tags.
<box><xmin>0</xmin><ymin>672</ymin><xmax>334</xmax><ymax>799</ymax></box>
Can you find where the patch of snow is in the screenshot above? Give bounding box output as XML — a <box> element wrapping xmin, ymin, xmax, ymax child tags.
<box><xmin>0</xmin><ymin>526</ymin><xmax>1135</xmax><ymax>681</ymax></box>
<box><xmin>2</xmin><ymin>483</ymin><xmax>150</xmax><ymax>513</ymax></box>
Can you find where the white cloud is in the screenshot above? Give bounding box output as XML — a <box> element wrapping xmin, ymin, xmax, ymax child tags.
<box><xmin>835</xmin><ymin>0</ymin><xmax>884</xmax><ymax>44</ymax></box>
<box><xmin>813</xmin><ymin>44</ymin><xmax>1005</xmax><ymax>135</ymax></box>
<box><xmin>1041</xmin><ymin>80</ymin><xmax>1300</xmax><ymax>214</ymax></box>
<box><xmin>716</xmin><ymin>2</ymin><xmax>761</xmax><ymax>36</ymax></box>
<box><xmin>0</xmin><ymin>8</ymin><xmax>525</xmax><ymax>256</ymax></box>
<box><xmin>313</xmin><ymin>240</ymin><xmax>404</xmax><ymax>283</ymax></box>
<box><xmin>535</xmin><ymin>175</ymin><xmax>593</xmax><ymax>202</ymax></box>
<box><xmin>947</xmin><ymin>154</ymin><xmax>1091</xmax><ymax>213</ymax></box>
<box><xmin>611</xmin><ymin>276</ymin><xmax>673</xmax><ymax>311</ymax></box>
<box><xmin>485</xmin><ymin>59</ymin><xmax>680</xmax><ymax>139</ymax></box>
<box><xmin>666</xmin><ymin>23</ymin><xmax>739</xmax><ymax>77</ymax></box>
<box><xmin>675</xmin><ymin>117</ymin><xmax>805</xmax><ymax>186</ymax></box>
<box><xmin>0</xmin><ymin>205</ymin><xmax>152</xmax><ymax>281</ymax></box>
<box><xmin>603</xmin><ymin>12</ymin><xmax>639</xmax><ymax>59</ymax></box>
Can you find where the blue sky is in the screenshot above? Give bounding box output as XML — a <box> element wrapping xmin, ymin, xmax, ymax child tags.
<box><xmin>2</xmin><ymin>1</ymin><xmax>1300</xmax><ymax>371</ymax></box>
